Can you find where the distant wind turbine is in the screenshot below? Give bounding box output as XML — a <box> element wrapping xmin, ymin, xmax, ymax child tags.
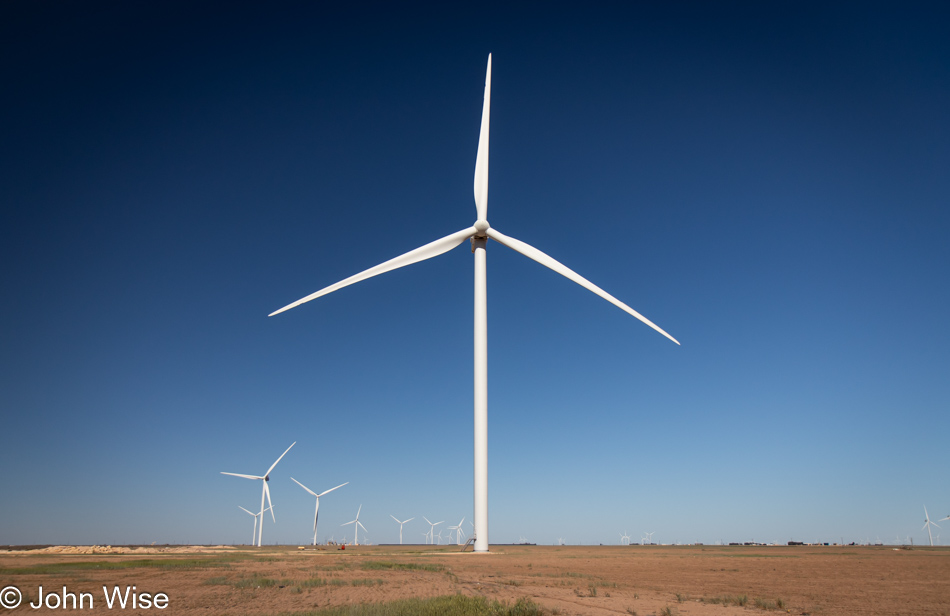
<box><xmin>923</xmin><ymin>506</ymin><xmax>941</xmax><ymax>547</ymax></box>
<box><xmin>390</xmin><ymin>515</ymin><xmax>415</xmax><ymax>545</ymax></box>
<box><xmin>268</xmin><ymin>55</ymin><xmax>679</xmax><ymax>553</ymax></box>
<box><xmin>290</xmin><ymin>478</ymin><xmax>348</xmax><ymax>546</ymax></box>
<box><xmin>341</xmin><ymin>504</ymin><xmax>367</xmax><ymax>546</ymax></box>
<box><xmin>447</xmin><ymin>517</ymin><xmax>466</xmax><ymax>545</ymax></box>
<box><xmin>620</xmin><ymin>531</ymin><xmax>631</xmax><ymax>546</ymax></box>
<box><xmin>221</xmin><ymin>442</ymin><xmax>295</xmax><ymax>547</ymax></box>
<box><xmin>238</xmin><ymin>505</ymin><xmax>272</xmax><ymax>546</ymax></box>
<box><xmin>423</xmin><ymin>516</ymin><xmax>444</xmax><ymax>545</ymax></box>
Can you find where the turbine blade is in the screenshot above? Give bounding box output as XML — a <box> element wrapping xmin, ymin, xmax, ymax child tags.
<box><xmin>269</xmin><ymin>227</ymin><xmax>477</xmax><ymax>316</ymax></box>
<box><xmin>291</xmin><ymin>477</ymin><xmax>318</xmax><ymax>497</ymax></box>
<box><xmin>265</xmin><ymin>442</ymin><xmax>296</xmax><ymax>477</ymax></box>
<box><xmin>221</xmin><ymin>472</ymin><xmax>262</xmax><ymax>480</ymax></box>
<box><xmin>390</xmin><ymin>515</ymin><xmax>400</xmax><ymax>523</ymax></box>
<box><xmin>238</xmin><ymin>506</ymin><xmax>254</xmax><ymax>516</ymax></box>
<box><xmin>358</xmin><ymin>521</ymin><xmax>367</xmax><ymax>532</ymax></box>
<box><xmin>473</xmin><ymin>54</ymin><xmax>492</xmax><ymax>221</ymax></box>
<box><xmin>264</xmin><ymin>482</ymin><xmax>275</xmax><ymax>522</ymax></box>
<box><xmin>405</xmin><ymin>517</ymin><xmax>415</xmax><ymax>523</ymax></box>
<box><xmin>318</xmin><ymin>482</ymin><xmax>349</xmax><ymax>497</ymax></box>
<box><xmin>486</xmin><ymin>227</ymin><xmax>680</xmax><ymax>345</ymax></box>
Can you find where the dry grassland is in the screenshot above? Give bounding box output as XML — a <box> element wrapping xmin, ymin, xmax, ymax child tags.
<box><xmin>2</xmin><ymin>544</ymin><xmax>948</xmax><ymax>615</ymax></box>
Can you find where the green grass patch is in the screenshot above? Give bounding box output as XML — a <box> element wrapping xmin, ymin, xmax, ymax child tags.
<box><xmin>754</xmin><ymin>597</ymin><xmax>785</xmax><ymax>610</ymax></box>
<box><xmin>202</xmin><ymin>576</ymin><xmax>231</xmax><ymax>585</ymax></box>
<box><xmin>277</xmin><ymin>594</ymin><xmax>545</xmax><ymax>616</ymax></box>
<box><xmin>360</xmin><ymin>561</ymin><xmax>445</xmax><ymax>573</ymax></box>
<box><xmin>704</xmin><ymin>594</ymin><xmax>748</xmax><ymax>606</ymax></box>
<box><xmin>350</xmin><ymin>578</ymin><xmax>386</xmax><ymax>587</ymax></box>
<box><xmin>233</xmin><ymin>575</ymin><xmax>277</xmax><ymax>589</ymax></box>
<box><xmin>299</xmin><ymin>577</ymin><xmax>328</xmax><ymax>588</ymax></box>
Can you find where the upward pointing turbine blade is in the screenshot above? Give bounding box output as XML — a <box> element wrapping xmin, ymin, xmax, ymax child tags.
<box><xmin>486</xmin><ymin>227</ymin><xmax>680</xmax><ymax>345</ymax></box>
<box><xmin>266</xmin><ymin>442</ymin><xmax>296</xmax><ymax>477</ymax></box>
<box><xmin>473</xmin><ymin>54</ymin><xmax>492</xmax><ymax>221</ymax></box>
<box><xmin>318</xmin><ymin>482</ymin><xmax>349</xmax><ymax>497</ymax></box>
<box><xmin>291</xmin><ymin>477</ymin><xmax>318</xmax><ymax>497</ymax></box>
<box><xmin>269</xmin><ymin>227</ymin><xmax>478</xmax><ymax>316</ymax></box>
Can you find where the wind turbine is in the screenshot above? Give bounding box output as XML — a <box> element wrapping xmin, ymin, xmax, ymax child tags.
<box><xmin>423</xmin><ymin>516</ymin><xmax>444</xmax><ymax>545</ymax></box>
<box><xmin>620</xmin><ymin>531</ymin><xmax>631</xmax><ymax>545</ymax></box>
<box><xmin>390</xmin><ymin>515</ymin><xmax>415</xmax><ymax>545</ymax></box>
<box><xmin>447</xmin><ymin>517</ymin><xmax>466</xmax><ymax>545</ymax></box>
<box><xmin>290</xmin><ymin>478</ymin><xmax>348</xmax><ymax>546</ymax></box>
<box><xmin>268</xmin><ymin>55</ymin><xmax>679</xmax><ymax>553</ymax></box>
<box><xmin>341</xmin><ymin>504</ymin><xmax>367</xmax><ymax>546</ymax></box>
<box><xmin>923</xmin><ymin>506</ymin><xmax>940</xmax><ymax>547</ymax></box>
<box><xmin>221</xmin><ymin>442</ymin><xmax>295</xmax><ymax>547</ymax></box>
<box><xmin>238</xmin><ymin>505</ymin><xmax>272</xmax><ymax>546</ymax></box>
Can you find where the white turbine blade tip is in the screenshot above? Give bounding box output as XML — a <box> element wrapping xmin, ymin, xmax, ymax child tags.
<box><xmin>473</xmin><ymin>54</ymin><xmax>492</xmax><ymax>221</ymax></box>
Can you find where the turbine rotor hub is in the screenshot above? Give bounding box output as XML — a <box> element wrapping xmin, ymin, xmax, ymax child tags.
<box><xmin>474</xmin><ymin>219</ymin><xmax>490</xmax><ymax>236</ymax></box>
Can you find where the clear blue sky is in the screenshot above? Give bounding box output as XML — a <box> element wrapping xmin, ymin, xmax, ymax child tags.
<box><xmin>2</xmin><ymin>2</ymin><xmax>948</xmax><ymax>547</ymax></box>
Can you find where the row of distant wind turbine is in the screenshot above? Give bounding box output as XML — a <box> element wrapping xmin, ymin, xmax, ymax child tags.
<box><xmin>221</xmin><ymin>442</ymin><xmax>471</xmax><ymax>548</ymax></box>
<box><xmin>221</xmin><ymin>442</ymin><xmax>350</xmax><ymax>547</ymax></box>
<box><xmin>266</xmin><ymin>54</ymin><xmax>678</xmax><ymax>553</ymax></box>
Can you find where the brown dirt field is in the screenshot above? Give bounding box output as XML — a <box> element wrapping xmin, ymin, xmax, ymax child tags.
<box><xmin>2</xmin><ymin>544</ymin><xmax>948</xmax><ymax>615</ymax></box>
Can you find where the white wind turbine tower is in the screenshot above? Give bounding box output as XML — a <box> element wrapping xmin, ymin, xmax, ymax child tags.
<box><xmin>923</xmin><ymin>506</ymin><xmax>940</xmax><ymax>547</ymax></box>
<box><xmin>447</xmin><ymin>517</ymin><xmax>466</xmax><ymax>545</ymax></box>
<box><xmin>269</xmin><ymin>55</ymin><xmax>679</xmax><ymax>553</ymax></box>
<box><xmin>290</xmin><ymin>478</ymin><xmax>348</xmax><ymax>546</ymax></box>
<box><xmin>341</xmin><ymin>504</ymin><xmax>367</xmax><ymax>546</ymax></box>
<box><xmin>423</xmin><ymin>516</ymin><xmax>444</xmax><ymax>545</ymax></box>
<box><xmin>238</xmin><ymin>505</ymin><xmax>272</xmax><ymax>546</ymax></box>
<box><xmin>221</xmin><ymin>442</ymin><xmax>295</xmax><ymax>547</ymax></box>
<box><xmin>390</xmin><ymin>515</ymin><xmax>415</xmax><ymax>545</ymax></box>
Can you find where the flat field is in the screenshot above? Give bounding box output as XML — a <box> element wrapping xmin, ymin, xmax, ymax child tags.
<box><xmin>2</xmin><ymin>544</ymin><xmax>948</xmax><ymax>615</ymax></box>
